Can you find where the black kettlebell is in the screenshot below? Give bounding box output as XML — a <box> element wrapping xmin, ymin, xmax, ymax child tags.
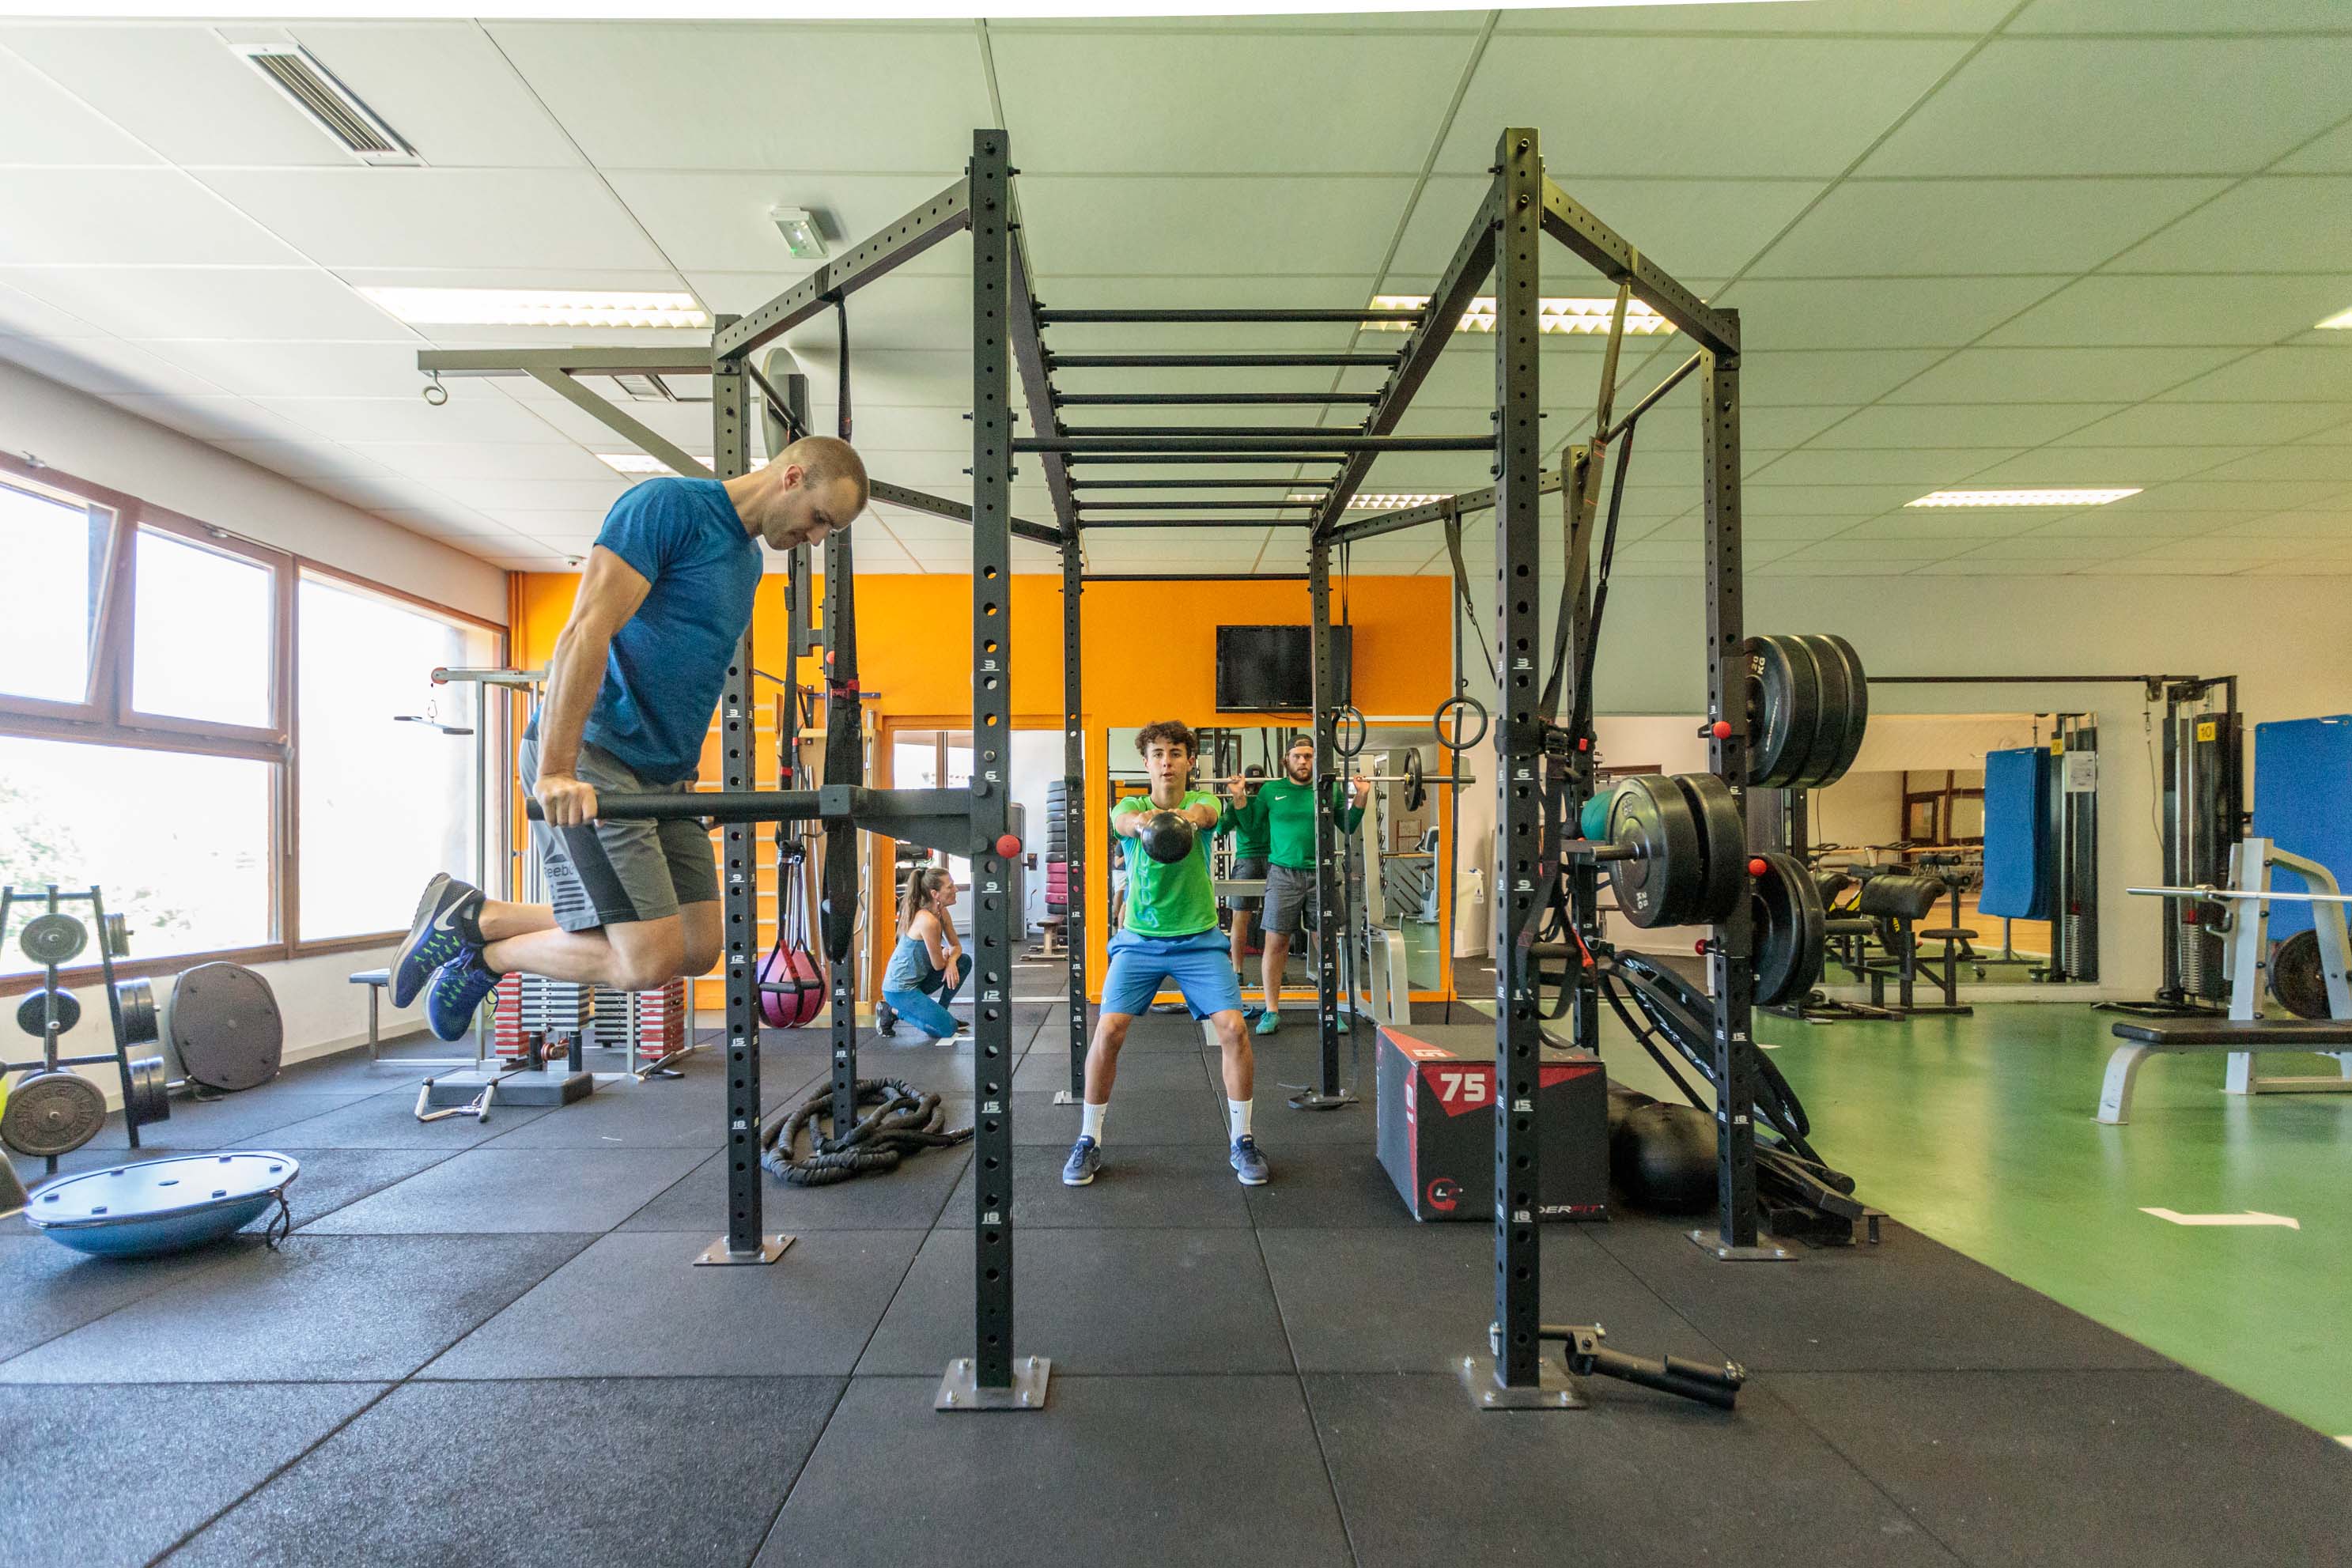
<box><xmin>1139</xmin><ymin>810</ymin><xmax>1196</xmax><ymax>865</ymax></box>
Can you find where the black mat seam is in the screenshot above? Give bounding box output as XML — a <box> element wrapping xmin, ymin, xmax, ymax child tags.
<box><xmin>142</xmin><ymin>1381</ymin><xmax>406</xmax><ymax>1567</ymax></box>
<box><xmin>1758</xmin><ymin>1374</ymin><xmax>1987</xmax><ymax>1567</ymax></box>
<box><xmin>1248</xmin><ymin>1214</ymin><xmax>1365</xmax><ymax>1567</ymax></box>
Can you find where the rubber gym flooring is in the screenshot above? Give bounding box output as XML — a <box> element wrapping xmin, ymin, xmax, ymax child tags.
<box><xmin>4</xmin><ymin>988</ymin><xmax>2346</xmax><ymax>1568</ymax></box>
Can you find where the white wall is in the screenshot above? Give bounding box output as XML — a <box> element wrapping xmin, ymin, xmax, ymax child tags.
<box><xmin>1453</xmin><ymin>572</ymin><xmax>2351</xmax><ymax>997</ymax></box>
<box><xmin>0</xmin><ymin>358</ymin><xmax>505</xmax><ymax>622</ymax></box>
<box><xmin>4</xmin><ymin>360</ymin><xmax>505</xmax><ymax>1101</ymax></box>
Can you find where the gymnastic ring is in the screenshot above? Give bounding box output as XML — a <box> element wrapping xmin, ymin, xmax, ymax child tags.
<box><xmin>1432</xmin><ymin>694</ymin><xmax>1488</xmax><ymax>753</ymax></box>
<box><xmin>1330</xmin><ymin>705</ymin><xmax>1368</xmax><ymax>760</ymax></box>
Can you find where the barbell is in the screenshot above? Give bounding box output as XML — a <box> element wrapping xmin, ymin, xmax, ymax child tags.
<box><xmin>1204</xmin><ymin>753</ymin><xmax>1469</xmax><ymax>811</ymax></box>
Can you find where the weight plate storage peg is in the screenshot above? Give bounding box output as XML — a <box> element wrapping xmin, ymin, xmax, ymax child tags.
<box><xmin>1673</xmin><ymin>772</ymin><xmax>1749</xmax><ymax>926</ymax></box>
<box><xmin>115</xmin><ymin>979</ymin><xmax>159</xmax><ymax>1046</ymax></box>
<box><xmin>19</xmin><ymin>912</ymin><xmax>87</xmax><ymax>967</ymax></box>
<box><xmin>16</xmin><ymin>988</ymin><xmax>81</xmax><ymax>1039</ymax></box>
<box><xmin>1752</xmin><ymin>852</ymin><xmax>1827</xmax><ymax>1007</ymax></box>
<box><xmin>1742</xmin><ymin>635</ymin><xmax>1824</xmax><ymax>790</ymax></box>
<box><xmin>101</xmin><ymin>912</ymin><xmax>130</xmax><ymax>958</ymax></box>
<box><xmin>2269</xmin><ymin>928</ymin><xmax>2331</xmax><ymax>1021</ymax></box>
<box><xmin>1607</xmin><ymin>775</ymin><xmax>1707</xmax><ymax>929</ymax></box>
<box><xmin>124</xmin><ymin>1054</ymin><xmax>172</xmax><ymax>1129</ymax></box>
<box><xmin>1</xmin><ymin>1070</ymin><xmax>108</xmax><ymax>1158</ymax></box>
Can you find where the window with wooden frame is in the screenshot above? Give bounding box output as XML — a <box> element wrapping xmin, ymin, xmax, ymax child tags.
<box><xmin>0</xmin><ymin>454</ymin><xmax>503</xmax><ymax>988</ymax></box>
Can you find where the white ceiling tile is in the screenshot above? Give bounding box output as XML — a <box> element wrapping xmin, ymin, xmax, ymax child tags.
<box><xmin>1998</xmin><ymin>270</ymin><xmax>2352</xmax><ymax>349</ymax></box>
<box><xmin>1862</xmin><ymin>38</ymin><xmax>2352</xmax><ymax>176</ymax></box>
<box><xmin>2275</xmin><ymin>119</ymin><xmax>2352</xmax><ymax>175</ymax></box>
<box><xmin>605</xmin><ymin>172</ymin><xmax>967</xmax><ymax>276</ymax></box>
<box><xmin>1503</xmin><ymin>2</ymin><xmax>2015</xmax><ymax>32</ymax></box>
<box><xmin>1738</xmin><ymin>406</ymin><xmax>1851</xmax><ymax>449</ymax></box>
<box><xmin>1783</xmin><ymin>537</ymin><xmax>1967</xmax><ymax>561</ymax></box>
<box><xmin>1018</xmin><ymin>175</ymin><xmax>1410</xmax><ymax>277</ymax></box>
<box><xmin>2011</xmin><ymin>0</ymin><xmax>2350</xmax><ymax>27</ymax></box>
<box><xmin>1957</xmin><ymin>445</ymin><xmax>2258</xmax><ymax>486</ymax></box>
<box><xmin>2113</xmin><ymin>479</ymin><xmax>2349</xmax><ymax>512</ymax></box>
<box><xmin>487</xmin><ymin>22</ymin><xmax>990</xmax><ymax>172</ymax></box>
<box><xmin>2051</xmin><ymin>401</ymin><xmax>2352</xmax><ymax>447</ymax></box>
<box><xmin>0</xmin><ymin>43</ymin><xmax>161</xmax><ymax>165</ymax></box>
<box><xmin>2031</xmin><ymin>507</ymin><xmax>2259</xmax><ymax>538</ymax></box>
<box><xmin>136</xmin><ymin>338</ymin><xmax>440</xmax><ymax>399</ymax></box>
<box><xmin>96</xmin><ymin>391</ymin><xmax>308</xmax><ymax>442</ymax></box>
<box><xmin>1719</xmin><ymin>275</ymin><xmax>2064</xmax><ymax>351</ymax></box>
<box><xmin>2106</xmin><ymin>179</ymin><xmax>2352</xmax><ymax>274</ymax></box>
<box><xmin>252</xmin><ymin>392</ymin><xmax>573</xmax><ymax>446</ymax></box>
<box><xmin>1882</xmin><ymin>346</ymin><xmax>2238</xmax><ymax>403</ymax></box>
<box><xmin>0</xmin><ymin>334</ymin><xmax>232</xmax><ymax>397</ymax></box>
<box><xmin>995</xmin><ymin>30</ymin><xmax>1455</xmax><ymax>175</ymax></box>
<box><xmin>1946</xmin><ymin>533</ymin><xmax>2135</xmax><ymax>559</ymax></box>
<box><xmin>1744</xmin><ymin>516</ymin><xmax>1862</xmax><ymax>541</ymax></box>
<box><xmin>514</xmin><ymin>392</ymin><xmax>717</xmax><ymax>453</ymax></box>
<box><xmin>1751</xmin><ymin>178</ymin><xmax>2228</xmax><ymax>277</ymax></box>
<box><xmin>1749</xmin><ymin>448</ymin><xmax>2021</xmax><ymax>487</ymax></box>
<box><xmin>1840</xmin><ymin>510</ymin><xmax>2046</xmax><ymax>540</ymax></box>
<box><xmin>0</xmin><ymin>278</ymin><xmax>108</xmax><ymax>338</ymax></box>
<box><xmin>1908</xmin><ymin>557</ymin><xmax>2097</xmax><ymax>576</ymax></box>
<box><xmin>195</xmin><ymin>168</ymin><xmax>664</xmax><ymax>271</ymax></box>
<box><xmin>2130</xmin><ymin>535</ymin><xmax>2317</xmax><ymax>561</ymax></box>
<box><xmin>1743</xmin><ymin>484</ymin><xmax>1925</xmax><ymax>516</ymax></box>
<box><xmin>285</xmin><ymin>22</ymin><xmax>584</xmax><ymax>169</ymax></box>
<box><xmin>1439</xmin><ymin>35</ymin><xmax>1974</xmax><ymax>178</ymax></box>
<box><xmin>1737</xmin><ymin>349</ymin><xmax>1944</xmax><ymax>406</ymax></box>
<box><xmin>688</xmin><ymin>271</ymin><xmax>975</xmax><ymax>357</ymax></box>
<box><xmin>359</xmin><ymin>442</ymin><xmax>617</xmax><ymax>482</ymax></box>
<box><xmin>1807</xmin><ymin>402</ymin><xmax>2122</xmax><ymax>448</ymax></box>
<box><xmin>0</xmin><ymin>168</ymin><xmax>301</xmax><ymax>266</ymax></box>
<box><xmin>1396</xmin><ymin>174</ymin><xmax>1812</xmax><ymax>284</ymax></box>
<box><xmin>2195</xmin><ymin>448</ymin><xmax>2352</xmax><ymax>486</ymax></box>
<box><xmin>2</xmin><ymin>25</ymin><xmax>353</xmax><ymax>168</ymax></box>
<box><xmin>2213</xmin><ymin>508</ymin><xmax>2352</xmax><ymax>538</ymax></box>
<box><xmin>210</xmin><ymin>438</ymin><xmax>395</xmax><ymax>480</ymax></box>
<box><xmin>429</xmin><ymin>477</ymin><xmax>631</xmax><ymax>512</ymax></box>
<box><xmin>0</xmin><ymin>265</ymin><xmax>409</xmax><ymax>344</ymax></box>
<box><xmin>2157</xmin><ymin>347</ymin><xmax>2352</xmax><ymax>402</ymax></box>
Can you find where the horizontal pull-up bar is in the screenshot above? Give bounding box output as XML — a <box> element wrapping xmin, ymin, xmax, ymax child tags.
<box><xmin>1062</xmin><ymin>425</ymin><xmax>1367</xmax><ymax>439</ymax></box>
<box><xmin>1078</xmin><ymin>500</ymin><xmax>1318</xmax><ymax>511</ymax></box>
<box><xmin>1020</xmin><ymin>434</ymin><xmax>1493</xmax><ymax>454</ymax></box>
<box><xmin>1601</xmin><ymin>351</ymin><xmax>1704</xmax><ymax>443</ymax></box>
<box><xmin>1048</xmin><ymin>352</ymin><xmax>1401</xmax><ymax>369</ymax></box>
<box><xmin>1062</xmin><ymin>452</ymin><xmax>1352</xmax><ymax>466</ymax></box>
<box><xmin>1056</xmin><ymin>391</ymin><xmax>1381</xmax><ymax>406</ymax></box>
<box><xmin>1069</xmin><ymin>478</ymin><xmax>1328</xmax><ymax>490</ymax></box>
<box><xmin>1077</xmin><ymin>519</ymin><xmax>1312</xmax><ymax>530</ymax></box>
<box><xmin>1037</xmin><ymin>308</ymin><xmax>1425</xmax><ymax>325</ymax></box>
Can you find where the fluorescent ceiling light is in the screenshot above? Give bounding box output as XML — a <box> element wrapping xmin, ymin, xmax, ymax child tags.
<box><xmin>2318</xmin><ymin>306</ymin><xmax>2352</xmax><ymax>330</ymax></box>
<box><xmin>361</xmin><ymin>288</ymin><xmax>709</xmax><ymax>329</ymax></box>
<box><xmin>770</xmin><ymin>206</ymin><xmax>827</xmax><ymax>261</ymax></box>
<box><xmin>1365</xmin><ymin>294</ymin><xmax>1674</xmax><ymax>335</ymax></box>
<box><xmin>1293</xmin><ymin>491</ymin><xmax>1450</xmax><ymax>509</ymax></box>
<box><xmin>596</xmin><ymin>452</ymin><xmax>706</xmax><ymax>477</ymax></box>
<box><xmin>1906</xmin><ymin>488</ymin><xmax>2141</xmax><ymax>508</ymax></box>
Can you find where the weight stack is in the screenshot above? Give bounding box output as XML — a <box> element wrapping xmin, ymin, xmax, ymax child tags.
<box><xmin>503</xmin><ymin>977</ymin><xmax>591</xmax><ymax>1056</ymax></box>
<box><xmin>588</xmin><ymin>987</ymin><xmax>635</xmax><ymax>1052</ymax></box>
<box><xmin>635</xmin><ymin>980</ymin><xmax>686</xmax><ymax>1058</ymax></box>
<box><xmin>1045</xmin><ymin>854</ymin><xmax>1070</xmax><ymax>914</ymax></box>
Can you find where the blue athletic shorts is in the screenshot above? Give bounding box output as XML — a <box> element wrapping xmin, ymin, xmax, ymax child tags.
<box><xmin>1102</xmin><ymin>928</ymin><xmax>1245</xmax><ymax>1020</ymax></box>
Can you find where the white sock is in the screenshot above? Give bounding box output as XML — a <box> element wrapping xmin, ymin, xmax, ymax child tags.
<box><xmin>1229</xmin><ymin>1098</ymin><xmax>1253</xmax><ymax>1141</ymax></box>
<box><xmin>1081</xmin><ymin>1101</ymin><xmax>1108</xmax><ymax>1143</ymax></box>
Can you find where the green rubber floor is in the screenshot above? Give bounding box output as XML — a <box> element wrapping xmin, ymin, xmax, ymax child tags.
<box><xmin>1722</xmin><ymin>1003</ymin><xmax>2350</xmax><ymax>1440</ymax></box>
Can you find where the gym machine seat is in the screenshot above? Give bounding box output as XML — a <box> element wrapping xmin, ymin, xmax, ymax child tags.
<box><xmin>2099</xmin><ymin>1018</ymin><xmax>2352</xmax><ymax>1124</ymax></box>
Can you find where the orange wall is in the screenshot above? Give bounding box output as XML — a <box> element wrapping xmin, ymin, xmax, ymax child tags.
<box><xmin>511</xmin><ymin>571</ymin><xmax>1455</xmax><ymax>1002</ymax></box>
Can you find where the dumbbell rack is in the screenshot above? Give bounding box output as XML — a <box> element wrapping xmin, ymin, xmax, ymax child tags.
<box><xmin>2</xmin><ymin>883</ymin><xmax>168</xmax><ymax>1178</ymax></box>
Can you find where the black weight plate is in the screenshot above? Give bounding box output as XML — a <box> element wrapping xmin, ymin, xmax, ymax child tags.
<box><xmin>15</xmin><ymin>988</ymin><xmax>81</xmax><ymax>1039</ymax></box>
<box><xmin>1743</xmin><ymin>636</ymin><xmax>1823</xmax><ymax>790</ymax></box>
<box><xmin>1798</xmin><ymin>633</ymin><xmax>1870</xmax><ymax>787</ymax></box>
<box><xmin>124</xmin><ymin>1053</ymin><xmax>171</xmax><ymax>1129</ymax></box>
<box><xmin>2271</xmin><ymin>928</ymin><xmax>2331</xmax><ymax>1021</ymax></box>
<box><xmin>115</xmin><ymin>979</ymin><xmax>159</xmax><ymax>1046</ymax></box>
<box><xmin>1608</xmin><ymin>775</ymin><xmax>1705</xmax><ymax>929</ymax></box>
<box><xmin>2</xmin><ymin>1070</ymin><xmax>107</xmax><ymax>1157</ymax></box>
<box><xmin>169</xmin><ymin>962</ymin><xmax>284</xmax><ymax>1094</ymax></box>
<box><xmin>1753</xmin><ymin>852</ymin><xmax>1825</xmax><ymax>1007</ymax></box>
<box><xmin>19</xmin><ymin>912</ymin><xmax>87</xmax><ymax>966</ymax></box>
<box><xmin>1404</xmin><ymin>750</ymin><xmax>1427</xmax><ymax>813</ymax></box>
<box><xmin>1673</xmin><ymin>772</ymin><xmax>1749</xmax><ymax>926</ymax></box>
<box><xmin>101</xmin><ymin>912</ymin><xmax>130</xmax><ymax>958</ymax></box>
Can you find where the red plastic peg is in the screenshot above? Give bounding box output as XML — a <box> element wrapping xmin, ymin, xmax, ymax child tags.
<box><xmin>995</xmin><ymin>833</ymin><xmax>1023</xmax><ymax>859</ymax></box>
<box><xmin>1711</xmin><ymin>720</ymin><xmax>1734</xmax><ymax>739</ymax></box>
<box><xmin>1747</xmin><ymin>857</ymin><xmax>1768</xmax><ymax>876</ymax></box>
<box><xmin>1576</xmin><ymin>736</ymin><xmax>1591</xmax><ymax>751</ymax></box>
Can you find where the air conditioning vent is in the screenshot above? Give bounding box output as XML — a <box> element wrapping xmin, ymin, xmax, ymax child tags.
<box><xmin>610</xmin><ymin>374</ymin><xmax>675</xmax><ymax>402</ymax></box>
<box><xmin>236</xmin><ymin>45</ymin><xmax>418</xmax><ymax>166</ymax></box>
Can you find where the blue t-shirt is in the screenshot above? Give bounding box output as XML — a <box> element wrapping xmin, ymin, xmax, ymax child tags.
<box><xmin>581</xmin><ymin>478</ymin><xmax>761</xmax><ymax>782</ymax></box>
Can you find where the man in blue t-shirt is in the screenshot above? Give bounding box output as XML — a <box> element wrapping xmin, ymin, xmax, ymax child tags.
<box><xmin>389</xmin><ymin>437</ymin><xmax>869</xmax><ymax>1040</ymax></box>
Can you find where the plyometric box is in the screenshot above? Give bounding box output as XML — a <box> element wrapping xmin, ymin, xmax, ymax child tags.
<box><xmin>1374</xmin><ymin>1022</ymin><xmax>1607</xmax><ymax>1222</ymax></box>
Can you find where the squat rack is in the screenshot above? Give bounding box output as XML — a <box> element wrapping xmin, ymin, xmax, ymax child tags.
<box><xmin>425</xmin><ymin>124</ymin><xmax>1759</xmax><ymax>1413</ymax></box>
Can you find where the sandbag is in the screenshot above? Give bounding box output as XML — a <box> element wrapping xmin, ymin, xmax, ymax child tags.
<box><xmin>1610</xmin><ymin>1100</ymin><xmax>1716</xmax><ymax>1215</ymax></box>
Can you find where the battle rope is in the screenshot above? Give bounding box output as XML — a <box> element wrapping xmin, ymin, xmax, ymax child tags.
<box><xmin>759</xmin><ymin>1077</ymin><xmax>973</xmax><ymax>1186</ymax></box>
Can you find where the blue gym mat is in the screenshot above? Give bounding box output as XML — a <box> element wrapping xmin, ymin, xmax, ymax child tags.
<box><xmin>1980</xmin><ymin>746</ymin><xmax>2051</xmax><ymax>921</ymax></box>
<box><xmin>2251</xmin><ymin>715</ymin><xmax>2352</xmax><ymax>939</ymax></box>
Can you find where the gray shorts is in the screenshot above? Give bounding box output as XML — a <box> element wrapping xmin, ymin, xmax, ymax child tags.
<box><xmin>1262</xmin><ymin>863</ymin><xmax>1317</xmax><ymax>938</ymax></box>
<box><xmin>520</xmin><ymin>731</ymin><xmax>720</xmax><ymax>932</ymax></box>
<box><xmin>1227</xmin><ymin>856</ymin><xmax>1268</xmax><ymax>916</ymax></box>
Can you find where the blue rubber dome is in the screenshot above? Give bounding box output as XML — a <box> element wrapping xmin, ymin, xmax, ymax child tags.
<box><xmin>26</xmin><ymin>1152</ymin><xmax>300</xmax><ymax>1260</ymax></box>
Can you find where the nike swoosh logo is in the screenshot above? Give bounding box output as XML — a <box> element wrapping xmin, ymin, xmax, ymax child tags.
<box><xmin>431</xmin><ymin>903</ymin><xmax>464</xmax><ymax>934</ymax></box>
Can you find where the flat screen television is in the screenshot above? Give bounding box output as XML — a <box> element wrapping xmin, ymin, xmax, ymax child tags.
<box><xmin>1216</xmin><ymin>625</ymin><xmax>1352</xmax><ymax>713</ymax></box>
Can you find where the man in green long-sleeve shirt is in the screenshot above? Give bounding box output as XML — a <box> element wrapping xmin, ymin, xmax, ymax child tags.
<box><xmin>1225</xmin><ymin>735</ymin><xmax>1370</xmax><ymax>1033</ymax></box>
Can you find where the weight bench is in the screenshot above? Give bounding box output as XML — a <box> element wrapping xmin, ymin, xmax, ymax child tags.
<box><xmin>348</xmin><ymin>967</ymin><xmax>478</xmax><ymax>1069</ymax></box>
<box><xmin>2098</xmin><ymin>1018</ymin><xmax>2352</xmax><ymax>1124</ymax></box>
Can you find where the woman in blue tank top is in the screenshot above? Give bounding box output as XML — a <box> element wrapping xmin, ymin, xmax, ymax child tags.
<box><xmin>879</xmin><ymin>865</ymin><xmax>970</xmax><ymax>1040</ymax></box>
